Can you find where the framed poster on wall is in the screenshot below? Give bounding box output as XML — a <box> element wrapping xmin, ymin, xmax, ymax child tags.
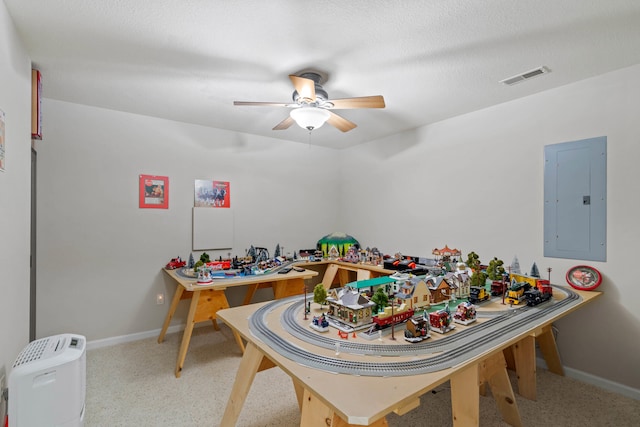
<box><xmin>139</xmin><ymin>174</ymin><xmax>169</xmax><ymax>209</ymax></box>
<box><xmin>194</xmin><ymin>179</ymin><xmax>230</xmax><ymax>208</ymax></box>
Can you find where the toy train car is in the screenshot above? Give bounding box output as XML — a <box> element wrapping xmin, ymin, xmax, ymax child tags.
<box><xmin>505</xmin><ymin>281</ymin><xmax>531</xmax><ymax>305</ymax></box>
<box><xmin>491</xmin><ymin>279</ymin><xmax>509</xmax><ymax>296</ymax></box>
<box><xmin>207</xmin><ymin>260</ymin><xmax>232</xmax><ymax>270</ymax></box>
<box><xmin>468</xmin><ymin>286</ymin><xmax>490</xmax><ymax>304</ymax></box>
<box><xmin>510</xmin><ymin>273</ymin><xmax>551</xmax><ymax>291</ymax></box>
<box><xmin>508</xmin><ymin>273</ymin><xmax>553</xmax><ymax>305</ymax></box>
<box><xmin>523</xmin><ymin>287</ymin><xmax>552</xmax><ymax>306</ymax></box>
<box><xmin>372</xmin><ymin>304</ymin><xmax>415</xmax><ymax>329</ymax></box>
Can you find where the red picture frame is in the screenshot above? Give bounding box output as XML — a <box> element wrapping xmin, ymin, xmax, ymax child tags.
<box><xmin>565</xmin><ymin>265</ymin><xmax>602</xmax><ymax>291</ymax></box>
<box><xmin>139</xmin><ymin>175</ymin><xmax>169</xmax><ymax>209</ymax></box>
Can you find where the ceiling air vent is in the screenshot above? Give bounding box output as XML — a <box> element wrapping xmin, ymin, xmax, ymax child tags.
<box><xmin>500</xmin><ymin>66</ymin><xmax>550</xmax><ymax>86</ymax></box>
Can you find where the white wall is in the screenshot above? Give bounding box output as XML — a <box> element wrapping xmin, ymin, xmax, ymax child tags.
<box><xmin>35</xmin><ymin>100</ymin><xmax>341</xmax><ymax>341</ymax></box>
<box><xmin>0</xmin><ymin>0</ymin><xmax>32</xmax><ymax>386</ymax></box>
<box><xmin>340</xmin><ymin>64</ymin><xmax>640</xmax><ymax>390</ymax></box>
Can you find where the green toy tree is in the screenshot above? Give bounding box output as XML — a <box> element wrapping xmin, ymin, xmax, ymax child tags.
<box><xmin>465</xmin><ymin>251</ymin><xmax>481</xmax><ymax>271</ymax></box>
<box><xmin>470</xmin><ymin>270</ymin><xmax>488</xmax><ymax>287</ymax></box>
<box><xmin>313</xmin><ymin>284</ymin><xmax>328</xmax><ymax>307</ymax></box>
<box><xmin>486</xmin><ymin>257</ymin><xmax>505</xmax><ymax>280</ymax></box>
<box><xmin>371</xmin><ymin>287</ymin><xmax>389</xmax><ymax>313</ymax></box>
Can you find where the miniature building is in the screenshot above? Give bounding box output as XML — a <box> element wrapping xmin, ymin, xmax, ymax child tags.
<box><xmin>445</xmin><ymin>271</ymin><xmax>471</xmax><ymax>298</ymax></box>
<box><xmin>406</xmin><ymin>277</ymin><xmax>432</xmax><ymax>310</ymax></box>
<box><xmin>326</xmin><ymin>287</ymin><xmax>376</xmax><ymax>327</ymax></box>
<box><xmin>342</xmin><ymin>245</ymin><xmax>360</xmax><ymax>263</ymax></box>
<box><xmin>425</xmin><ymin>275</ymin><xmax>452</xmax><ymax>304</ymax></box>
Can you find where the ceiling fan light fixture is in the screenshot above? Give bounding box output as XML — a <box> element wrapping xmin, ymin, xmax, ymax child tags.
<box><xmin>290</xmin><ymin>107</ymin><xmax>330</xmax><ymax>131</ymax></box>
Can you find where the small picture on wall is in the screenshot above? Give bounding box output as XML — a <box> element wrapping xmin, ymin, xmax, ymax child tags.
<box><xmin>0</xmin><ymin>109</ymin><xmax>5</xmax><ymax>172</ymax></box>
<box><xmin>139</xmin><ymin>174</ymin><xmax>169</xmax><ymax>209</ymax></box>
<box><xmin>194</xmin><ymin>179</ymin><xmax>230</xmax><ymax>208</ymax></box>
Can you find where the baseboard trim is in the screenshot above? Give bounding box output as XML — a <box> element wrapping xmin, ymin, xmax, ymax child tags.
<box><xmin>87</xmin><ymin>330</ymin><xmax>638</xmax><ymax>401</ymax></box>
<box><xmin>86</xmin><ymin>324</ymin><xmax>185</xmax><ymax>350</ymax></box>
<box><xmin>536</xmin><ymin>357</ymin><xmax>639</xmax><ymax>401</ymax></box>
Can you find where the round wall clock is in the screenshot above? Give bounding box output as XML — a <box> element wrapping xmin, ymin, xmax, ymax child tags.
<box><xmin>566</xmin><ymin>265</ymin><xmax>602</xmax><ymax>291</ymax></box>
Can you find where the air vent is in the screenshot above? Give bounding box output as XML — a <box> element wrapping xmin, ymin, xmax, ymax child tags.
<box><xmin>500</xmin><ymin>66</ymin><xmax>550</xmax><ymax>86</ymax></box>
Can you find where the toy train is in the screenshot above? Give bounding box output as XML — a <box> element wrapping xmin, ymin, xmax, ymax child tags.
<box><xmin>372</xmin><ymin>304</ymin><xmax>415</xmax><ymax>330</ymax></box>
<box><xmin>468</xmin><ymin>286</ymin><xmax>490</xmax><ymax>304</ymax></box>
<box><xmin>506</xmin><ymin>273</ymin><xmax>552</xmax><ymax>306</ymax></box>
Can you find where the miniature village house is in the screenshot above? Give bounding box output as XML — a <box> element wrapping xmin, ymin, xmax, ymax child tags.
<box><xmin>405</xmin><ymin>277</ymin><xmax>432</xmax><ymax>311</ymax></box>
<box><xmin>426</xmin><ymin>275</ymin><xmax>452</xmax><ymax>304</ymax></box>
<box><xmin>326</xmin><ymin>287</ymin><xmax>376</xmax><ymax>327</ymax></box>
<box><xmin>445</xmin><ymin>271</ymin><xmax>471</xmax><ymax>299</ymax></box>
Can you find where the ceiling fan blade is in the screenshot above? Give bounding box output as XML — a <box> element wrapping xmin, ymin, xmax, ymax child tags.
<box><xmin>327</xmin><ymin>111</ymin><xmax>357</xmax><ymax>132</ymax></box>
<box><xmin>272</xmin><ymin>116</ymin><xmax>295</xmax><ymax>130</ymax></box>
<box><xmin>289</xmin><ymin>75</ymin><xmax>316</xmax><ymax>102</ymax></box>
<box><xmin>328</xmin><ymin>95</ymin><xmax>385</xmax><ymax>109</ymax></box>
<box><xmin>233</xmin><ymin>101</ymin><xmax>292</xmax><ymax>107</ymax></box>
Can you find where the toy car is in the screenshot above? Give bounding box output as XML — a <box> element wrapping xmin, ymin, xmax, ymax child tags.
<box><xmin>165</xmin><ymin>257</ymin><xmax>186</xmax><ymax>269</ymax></box>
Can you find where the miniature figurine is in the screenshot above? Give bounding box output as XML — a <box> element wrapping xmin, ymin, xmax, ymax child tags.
<box><xmin>197</xmin><ymin>266</ymin><xmax>213</xmax><ymax>284</ymax></box>
<box><xmin>310</xmin><ymin>314</ymin><xmax>329</xmax><ymax>332</ymax></box>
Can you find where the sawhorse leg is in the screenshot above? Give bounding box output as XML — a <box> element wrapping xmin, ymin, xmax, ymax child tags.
<box><xmin>537</xmin><ymin>324</ymin><xmax>564</xmax><ymax>375</ymax></box>
<box><xmin>175</xmin><ymin>289</ymin><xmax>201</xmax><ymax>378</ymax></box>
<box><xmin>157</xmin><ymin>284</ymin><xmax>184</xmax><ymax>343</ymax></box>
<box><xmin>300</xmin><ymin>388</ymin><xmax>389</xmax><ymax>427</ymax></box>
<box><xmin>451</xmin><ymin>351</ymin><xmax>522</xmax><ymax>427</ymax></box>
<box><xmin>510</xmin><ymin>335</ymin><xmax>536</xmax><ymax>400</ymax></box>
<box><xmin>220</xmin><ymin>342</ymin><xmax>268</xmax><ymax>427</ymax></box>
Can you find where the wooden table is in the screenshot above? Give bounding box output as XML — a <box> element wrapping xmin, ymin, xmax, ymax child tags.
<box><xmin>218</xmin><ymin>288</ymin><xmax>600</xmax><ymax>426</ymax></box>
<box><xmin>158</xmin><ymin>267</ymin><xmax>318</xmax><ymax>377</ymax></box>
<box><xmin>300</xmin><ymin>260</ymin><xmax>394</xmax><ymax>289</ymax></box>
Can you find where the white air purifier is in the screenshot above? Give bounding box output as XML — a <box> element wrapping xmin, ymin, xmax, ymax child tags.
<box><xmin>8</xmin><ymin>334</ymin><xmax>86</xmax><ymax>427</ymax></box>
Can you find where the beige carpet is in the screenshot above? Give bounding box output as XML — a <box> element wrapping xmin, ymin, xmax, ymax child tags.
<box><xmin>85</xmin><ymin>325</ymin><xmax>640</xmax><ymax>426</ymax></box>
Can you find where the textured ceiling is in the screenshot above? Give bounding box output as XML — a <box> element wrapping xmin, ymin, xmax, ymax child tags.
<box><xmin>5</xmin><ymin>0</ymin><xmax>640</xmax><ymax>149</ymax></box>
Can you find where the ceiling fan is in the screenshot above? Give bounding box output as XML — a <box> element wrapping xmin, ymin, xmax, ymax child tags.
<box><xmin>233</xmin><ymin>71</ymin><xmax>385</xmax><ymax>132</ymax></box>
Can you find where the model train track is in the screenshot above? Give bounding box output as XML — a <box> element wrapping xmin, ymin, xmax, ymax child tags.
<box><xmin>249</xmin><ymin>286</ymin><xmax>580</xmax><ymax>377</ymax></box>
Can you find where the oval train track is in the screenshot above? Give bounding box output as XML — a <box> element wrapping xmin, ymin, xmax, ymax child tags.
<box><xmin>249</xmin><ymin>285</ymin><xmax>580</xmax><ymax>377</ymax></box>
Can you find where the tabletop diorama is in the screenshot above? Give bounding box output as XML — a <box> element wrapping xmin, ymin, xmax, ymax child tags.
<box><xmin>163</xmin><ymin>234</ymin><xmax>601</xmax><ymax>378</ymax></box>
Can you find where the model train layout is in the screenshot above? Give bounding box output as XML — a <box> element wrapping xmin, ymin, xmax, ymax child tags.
<box><xmin>249</xmin><ymin>284</ymin><xmax>581</xmax><ymax>377</ymax></box>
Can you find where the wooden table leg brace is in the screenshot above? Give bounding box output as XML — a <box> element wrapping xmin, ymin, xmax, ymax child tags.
<box><xmin>451</xmin><ymin>351</ymin><xmax>522</xmax><ymax>427</ymax></box>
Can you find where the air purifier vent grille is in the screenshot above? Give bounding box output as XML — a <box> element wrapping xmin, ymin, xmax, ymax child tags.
<box><xmin>13</xmin><ymin>337</ymin><xmax>50</xmax><ymax>367</ymax></box>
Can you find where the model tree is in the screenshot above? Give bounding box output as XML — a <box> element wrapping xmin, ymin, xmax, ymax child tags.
<box><xmin>274</xmin><ymin>244</ymin><xmax>281</xmax><ymax>258</ymax></box>
<box><xmin>194</xmin><ymin>252</ymin><xmax>210</xmax><ymax>271</ymax></box>
<box><xmin>313</xmin><ymin>284</ymin><xmax>328</xmax><ymax>307</ymax></box>
<box><xmin>530</xmin><ymin>262</ymin><xmax>540</xmax><ymax>278</ymax></box>
<box><xmin>188</xmin><ymin>253</ymin><xmax>195</xmax><ymax>269</ymax></box>
<box><xmin>371</xmin><ymin>287</ymin><xmax>389</xmax><ymax>313</ymax></box>
<box><xmin>465</xmin><ymin>251</ymin><xmax>481</xmax><ymax>271</ymax></box>
<box><xmin>486</xmin><ymin>257</ymin><xmax>505</xmax><ymax>280</ymax></box>
<box><xmin>470</xmin><ymin>269</ymin><xmax>488</xmax><ymax>287</ymax></box>
<box><xmin>247</xmin><ymin>246</ymin><xmax>256</xmax><ymax>262</ymax></box>
<box><xmin>510</xmin><ymin>255</ymin><xmax>521</xmax><ymax>274</ymax></box>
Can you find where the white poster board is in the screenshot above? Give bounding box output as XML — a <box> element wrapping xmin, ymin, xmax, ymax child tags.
<box><xmin>192</xmin><ymin>207</ymin><xmax>234</xmax><ymax>250</ymax></box>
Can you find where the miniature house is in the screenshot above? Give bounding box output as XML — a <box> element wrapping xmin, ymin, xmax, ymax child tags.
<box><xmin>426</xmin><ymin>276</ymin><xmax>452</xmax><ymax>304</ymax></box>
<box><xmin>406</xmin><ymin>277</ymin><xmax>432</xmax><ymax>310</ymax></box>
<box><xmin>326</xmin><ymin>287</ymin><xmax>376</xmax><ymax>327</ymax></box>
